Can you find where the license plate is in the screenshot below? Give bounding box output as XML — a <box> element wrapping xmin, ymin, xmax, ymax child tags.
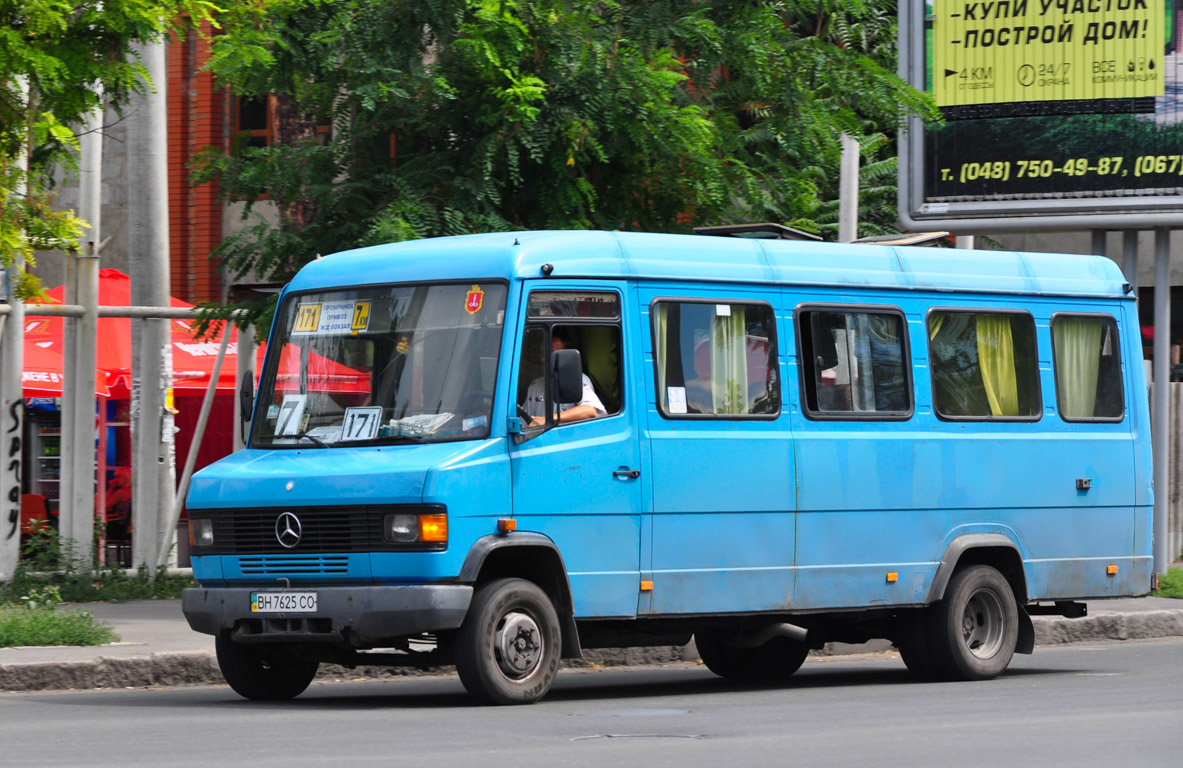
<box><xmin>251</xmin><ymin>591</ymin><xmax>317</xmax><ymax>613</ymax></box>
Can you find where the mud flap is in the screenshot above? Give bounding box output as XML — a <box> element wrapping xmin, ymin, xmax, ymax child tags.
<box><xmin>1017</xmin><ymin>607</ymin><xmax>1035</xmax><ymax>654</ymax></box>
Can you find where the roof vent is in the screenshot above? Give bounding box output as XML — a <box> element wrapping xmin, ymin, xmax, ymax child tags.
<box><xmin>692</xmin><ymin>223</ymin><xmax>822</xmax><ymax>242</ymax></box>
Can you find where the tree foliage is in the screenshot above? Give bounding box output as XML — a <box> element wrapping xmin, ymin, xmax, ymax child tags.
<box><xmin>0</xmin><ymin>0</ymin><xmax>256</xmax><ymax>298</ymax></box>
<box><xmin>197</xmin><ymin>0</ymin><xmax>938</xmax><ymax>322</ymax></box>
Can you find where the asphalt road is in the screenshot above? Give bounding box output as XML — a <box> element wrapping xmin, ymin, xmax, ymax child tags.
<box><xmin>3</xmin><ymin>639</ymin><xmax>1181</xmax><ymax>768</ymax></box>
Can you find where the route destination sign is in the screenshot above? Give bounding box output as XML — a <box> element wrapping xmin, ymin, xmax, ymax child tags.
<box><xmin>933</xmin><ymin>0</ymin><xmax>1164</xmax><ymax>107</ymax></box>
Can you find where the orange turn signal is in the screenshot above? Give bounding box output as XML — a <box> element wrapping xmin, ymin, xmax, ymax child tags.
<box><xmin>497</xmin><ymin>518</ymin><xmax>517</xmax><ymax>533</ymax></box>
<box><xmin>640</xmin><ymin>580</ymin><xmax>654</xmax><ymax>592</ymax></box>
<box><xmin>419</xmin><ymin>513</ymin><xmax>448</xmax><ymax>543</ymax></box>
<box><xmin>1106</xmin><ymin>564</ymin><xmax>1118</xmax><ymax>576</ymax></box>
<box><xmin>886</xmin><ymin>572</ymin><xmax>899</xmax><ymax>583</ymax></box>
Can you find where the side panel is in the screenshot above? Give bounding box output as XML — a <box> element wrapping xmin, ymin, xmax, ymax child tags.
<box><xmin>790</xmin><ymin>289</ymin><xmax>1147</xmax><ymax>610</ymax></box>
<box><xmin>638</xmin><ymin>284</ymin><xmax>795</xmax><ymax>615</ymax></box>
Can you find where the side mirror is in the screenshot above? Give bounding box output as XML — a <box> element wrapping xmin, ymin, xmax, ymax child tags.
<box><xmin>239</xmin><ymin>371</ymin><xmax>254</xmax><ymax>424</ymax></box>
<box><xmin>552</xmin><ymin>348</ymin><xmax>583</xmax><ymax>405</ymax></box>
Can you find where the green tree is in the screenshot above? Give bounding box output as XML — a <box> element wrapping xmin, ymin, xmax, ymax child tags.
<box><xmin>197</xmin><ymin>0</ymin><xmax>937</xmax><ymax>324</ymax></box>
<box><xmin>0</xmin><ymin>0</ymin><xmax>262</xmax><ymax>298</ymax></box>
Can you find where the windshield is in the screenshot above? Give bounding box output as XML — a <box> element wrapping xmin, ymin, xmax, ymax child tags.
<box><xmin>253</xmin><ymin>282</ymin><xmax>507</xmax><ymax>447</ymax></box>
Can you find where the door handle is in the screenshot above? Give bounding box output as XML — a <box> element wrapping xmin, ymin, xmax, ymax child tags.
<box><xmin>613</xmin><ymin>469</ymin><xmax>641</xmax><ymax>479</ymax></box>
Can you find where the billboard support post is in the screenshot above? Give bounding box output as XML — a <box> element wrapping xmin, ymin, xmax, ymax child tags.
<box><xmin>1154</xmin><ymin>228</ymin><xmax>1172</xmax><ymax>577</ymax></box>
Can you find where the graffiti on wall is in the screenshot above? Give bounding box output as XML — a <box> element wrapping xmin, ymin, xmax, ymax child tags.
<box><xmin>5</xmin><ymin>399</ymin><xmax>22</xmax><ymax>541</ymax></box>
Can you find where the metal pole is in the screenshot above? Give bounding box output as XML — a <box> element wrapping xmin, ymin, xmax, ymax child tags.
<box><xmin>1123</xmin><ymin>231</ymin><xmax>1139</xmax><ymax>296</ymax></box>
<box><xmin>61</xmin><ymin>101</ymin><xmax>102</xmax><ymax>569</ymax></box>
<box><xmin>838</xmin><ymin>133</ymin><xmax>859</xmax><ymax>243</ymax></box>
<box><xmin>233</xmin><ymin>324</ymin><xmax>256</xmax><ymax>452</ymax></box>
<box><xmin>1153</xmin><ymin>229</ymin><xmax>1172</xmax><ymax>576</ymax></box>
<box><xmin>127</xmin><ymin>40</ymin><xmax>173</xmax><ymax>571</ymax></box>
<box><xmin>159</xmin><ymin>328</ymin><xmax>230</xmax><ymax>568</ymax></box>
<box><xmin>1091</xmin><ymin>229</ymin><xmax>1107</xmax><ymax>259</ymax></box>
<box><xmin>955</xmin><ymin>236</ymin><xmax>975</xmax><ymax>249</ymax></box>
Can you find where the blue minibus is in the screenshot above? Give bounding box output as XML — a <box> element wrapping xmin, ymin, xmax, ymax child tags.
<box><xmin>182</xmin><ymin>230</ymin><xmax>1153</xmax><ymax>704</ymax></box>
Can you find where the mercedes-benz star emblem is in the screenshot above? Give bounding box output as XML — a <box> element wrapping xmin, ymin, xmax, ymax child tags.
<box><xmin>275</xmin><ymin>512</ymin><xmax>302</xmax><ymax>549</ymax></box>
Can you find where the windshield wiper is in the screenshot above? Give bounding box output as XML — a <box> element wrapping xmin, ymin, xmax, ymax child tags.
<box><xmin>294</xmin><ymin>431</ymin><xmax>331</xmax><ymax>448</ymax></box>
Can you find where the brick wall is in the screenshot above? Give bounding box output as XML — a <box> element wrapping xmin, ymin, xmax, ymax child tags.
<box><xmin>167</xmin><ymin>25</ymin><xmax>225</xmax><ymax>305</ymax></box>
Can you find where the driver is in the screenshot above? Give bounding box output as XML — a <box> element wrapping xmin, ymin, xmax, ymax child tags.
<box><xmin>523</xmin><ymin>328</ymin><xmax>607</xmax><ymax>426</ymax></box>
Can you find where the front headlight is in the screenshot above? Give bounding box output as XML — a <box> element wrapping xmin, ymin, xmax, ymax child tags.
<box><xmin>382</xmin><ymin>511</ymin><xmax>448</xmax><ymax>544</ymax></box>
<box><xmin>189</xmin><ymin>518</ymin><xmax>214</xmax><ymax>548</ymax></box>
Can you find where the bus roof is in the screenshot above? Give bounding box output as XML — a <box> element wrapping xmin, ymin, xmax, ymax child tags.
<box><xmin>288</xmin><ymin>230</ymin><xmax>1130</xmax><ymax>299</ymax></box>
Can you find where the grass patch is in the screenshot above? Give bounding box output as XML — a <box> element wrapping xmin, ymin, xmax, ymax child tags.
<box><xmin>0</xmin><ymin>587</ymin><xmax>117</xmax><ymax>648</ymax></box>
<box><xmin>0</xmin><ymin>607</ymin><xmax>117</xmax><ymax>647</ymax></box>
<box><xmin>1152</xmin><ymin>568</ymin><xmax>1183</xmax><ymax>599</ymax></box>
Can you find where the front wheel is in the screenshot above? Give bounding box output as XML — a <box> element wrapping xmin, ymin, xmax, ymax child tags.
<box><xmin>215</xmin><ymin>637</ymin><xmax>318</xmax><ymax>700</ymax></box>
<box><xmin>927</xmin><ymin>564</ymin><xmax>1019</xmax><ymax>681</ymax></box>
<box><xmin>455</xmin><ymin>578</ymin><xmax>561</xmax><ymax>705</ymax></box>
<box><xmin>695</xmin><ymin>631</ymin><xmax>809</xmax><ymax>680</ymax></box>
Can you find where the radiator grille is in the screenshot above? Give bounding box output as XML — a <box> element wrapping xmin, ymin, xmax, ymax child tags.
<box><xmin>238</xmin><ymin>555</ymin><xmax>350</xmax><ymax>574</ymax></box>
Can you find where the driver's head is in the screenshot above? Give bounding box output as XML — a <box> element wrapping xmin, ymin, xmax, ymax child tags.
<box><xmin>552</xmin><ymin>326</ymin><xmax>573</xmax><ymax>351</ymax></box>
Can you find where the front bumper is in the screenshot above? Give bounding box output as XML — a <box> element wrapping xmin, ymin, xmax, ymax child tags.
<box><xmin>182</xmin><ymin>585</ymin><xmax>473</xmax><ymax>645</ymax></box>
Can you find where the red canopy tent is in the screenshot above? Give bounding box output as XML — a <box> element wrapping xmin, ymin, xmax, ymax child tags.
<box><xmin>21</xmin><ymin>269</ymin><xmax>242</xmax><ymax>398</ymax></box>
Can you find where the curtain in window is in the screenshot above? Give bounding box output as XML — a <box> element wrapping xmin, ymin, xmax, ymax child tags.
<box><xmin>976</xmin><ymin>314</ymin><xmax>1019</xmax><ymax>417</ymax></box>
<box><xmin>1054</xmin><ymin>316</ymin><xmax>1102</xmax><ymax>418</ymax></box>
<box><xmin>654</xmin><ymin>304</ymin><xmax>669</xmax><ymax>411</ymax></box>
<box><xmin>929</xmin><ymin>312</ymin><xmax>985</xmax><ymax>417</ymax></box>
<box><xmin>711</xmin><ymin>306</ymin><xmax>748</xmax><ymax>413</ymax></box>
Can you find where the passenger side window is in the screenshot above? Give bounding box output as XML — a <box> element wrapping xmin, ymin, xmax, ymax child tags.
<box><xmin>652</xmin><ymin>300</ymin><xmax>779</xmax><ymax>418</ymax></box>
<box><xmin>928</xmin><ymin>310</ymin><xmax>1041</xmax><ymax>420</ymax></box>
<box><xmin>797</xmin><ymin>307</ymin><xmax>911</xmax><ymax>419</ymax></box>
<box><xmin>1052</xmin><ymin>314</ymin><xmax>1124</xmax><ymax>421</ymax></box>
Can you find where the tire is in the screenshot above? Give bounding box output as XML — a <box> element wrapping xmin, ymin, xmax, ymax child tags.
<box><xmin>926</xmin><ymin>564</ymin><xmax>1019</xmax><ymax>681</ymax></box>
<box><xmin>215</xmin><ymin>636</ymin><xmax>318</xmax><ymax>700</ymax></box>
<box><xmin>455</xmin><ymin>578</ymin><xmax>561</xmax><ymax>705</ymax></box>
<box><xmin>895</xmin><ymin>609</ymin><xmax>937</xmax><ymax>681</ymax></box>
<box><xmin>695</xmin><ymin>631</ymin><xmax>809</xmax><ymax>681</ymax></box>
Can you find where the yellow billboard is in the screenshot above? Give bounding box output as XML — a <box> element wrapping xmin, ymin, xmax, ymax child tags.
<box><xmin>933</xmin><ymin>0</ymin><xmax>1165</xmax><ymax>107</ymax></box>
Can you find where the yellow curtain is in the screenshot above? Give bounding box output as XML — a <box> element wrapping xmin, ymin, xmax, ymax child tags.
<box><xmin>711</xmin><ymin>306</ymin><xmax>748</xmax><ymax>414</ymax></box>
<box><xmin>1054</xmin><ymin>316</ymin><xmax>1103</xmax><ymax>418</ymax></box>
<box><xmin>654</xmin><ymin>304</ymin><xmax>669</xmax><ymax>411</ymax></box>
<box><xmin>928</xmin><ymin>313</ymin><xmax>945</xmax><ymax>341</ymax></box>
<box><xmin>976</xmin><ymin>315</ymin><xmax>1019</xmax><ymax>417</ymax></box>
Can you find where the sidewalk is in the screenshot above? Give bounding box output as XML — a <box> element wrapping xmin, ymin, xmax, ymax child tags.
<box><xmin>2</xmin><ymin>595</ymin><xmax>1182</xmax><ymax>693</ymax></box>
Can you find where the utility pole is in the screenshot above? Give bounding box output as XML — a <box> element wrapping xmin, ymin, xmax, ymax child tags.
<box><xmin>0</xmin><ymin>76</ymin><xmax>29</xmax><ymax>583</ymax></box>
<box><xmin>838</xmin><ymin>133</ymin><xmax>859</xmax><ymax>243</ymax></box>
<box><xmin>60</xmin><ymin>96</ymin><xmax>103</xmax><ymax>570</ymax></box>
<box><xmin>126</xmin><ymin>41</ymin><xmax>174</xmax><ymax>571</ymax></box>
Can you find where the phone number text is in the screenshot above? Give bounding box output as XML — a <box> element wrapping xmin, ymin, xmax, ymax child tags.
<box><xmin>941</xmin><ymin>155</ymin><xmax>1183</xmax><ymax>184</ymax></box>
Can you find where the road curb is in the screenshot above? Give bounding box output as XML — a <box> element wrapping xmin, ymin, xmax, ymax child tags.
<box><xmin>3</xmin><ymin>610</ymin><xmax>1182</xmax><ymax>694</ymax></box>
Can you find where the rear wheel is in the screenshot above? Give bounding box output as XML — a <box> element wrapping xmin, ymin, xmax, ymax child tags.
<box><xmin>927</xmin><ymin>564</ymin><xmax>1019</xmax><ymax>681</ymax></box>
<box><xmin>215</xmin><ymin>637</ymin><xmax>318</xmax><ymax>700</ymax></box>
<box><xmin>455</xmin><ymin>578</ymin><xmax>561</xmax><ymax>705</ymax></box>
<box><xmin>695</xmin><ymin>631</ymin><xmax>809</xmax><ymax>680</ymax></box>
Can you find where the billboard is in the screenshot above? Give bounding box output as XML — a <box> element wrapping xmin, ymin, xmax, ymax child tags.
<box><xmin>900</xmin><ymin>0</ymin><xmax>1183</xmax><ymax>231</ymax></box>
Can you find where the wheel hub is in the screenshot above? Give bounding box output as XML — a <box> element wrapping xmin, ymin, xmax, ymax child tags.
<box><xmin>495</xmin><ymin>611</ymin><xmax>542</xmax><ymax>679</ymax></box>
<box><xmin>961</xmin><ymin>588</ymin><xmax>1005</xmax><ymax>659</ymax></box>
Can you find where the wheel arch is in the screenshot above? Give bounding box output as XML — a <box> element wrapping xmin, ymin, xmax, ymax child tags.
<box><xmin>926</xmin><ymin>533</ymin><xmax>1034</xmax><ymax>655</ymax></box>
<box><xmin>458</xmin><ymin>533</ymin><xmax>581</xmax><ymax>658</ymax></box>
